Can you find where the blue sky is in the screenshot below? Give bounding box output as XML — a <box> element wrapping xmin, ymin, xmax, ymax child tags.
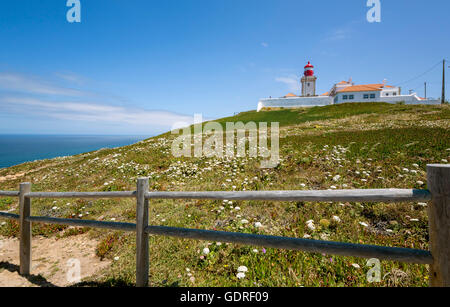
<box><xmin>0</xmin><ymin>0</ymin><xmax>449</xmax><ymax>135</ymax></box>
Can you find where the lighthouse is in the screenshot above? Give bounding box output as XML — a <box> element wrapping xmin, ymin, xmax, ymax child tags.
<box><xmin>301</xmin><ymin>61</ymin><xmax>317</xmax><ymax>96</ymax></box>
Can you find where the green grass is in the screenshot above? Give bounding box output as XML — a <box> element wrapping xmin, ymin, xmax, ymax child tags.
<box><xmin>212</xmin><ymin>102</ymin><xmax>448</xmax><ymax>127</ymax></box>
<box><xmin>0</xmin><ymin>103</ymin><xmax>449</xmax><ymax>287</ymax></box>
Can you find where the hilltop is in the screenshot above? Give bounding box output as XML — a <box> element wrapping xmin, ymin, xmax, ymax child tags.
<box><xmin>0</xmin><ymin>103</ymin><xmax>449</xmax><ymax>287</ymax></box>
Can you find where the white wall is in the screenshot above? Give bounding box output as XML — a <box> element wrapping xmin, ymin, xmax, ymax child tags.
<box><xmin>379</xmin><ymin>96</ymin><xmax>441</xmax><ymax>105</ymax></box>
<box><xmin>257</xmin><ymin>95</ymin><xmax>441</xmax><ymax>111</ymax></box>
<box><xmin>334</xmin><ymin>92</ymin><xmax>441</xmax><ymax>105</ymax></box>
<box><xmin>335</xmin><ymin>91</ymin><xmax>380</xmax><ymax>103</ymax></box>
<box><xmin>257</xmin><ymin>96</ymin><xmax>333</xmax><ymax>112</ymax></box>
<box><xmin>380</xmin><ymin>87</ymin><xmax>401</xmax><ymax>97</ymax></box>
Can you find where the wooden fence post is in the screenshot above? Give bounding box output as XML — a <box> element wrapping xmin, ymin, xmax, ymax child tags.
<box><xmin>427</xmin><ymin>164</ymin><xmax>450</xmax><ymax>287</ymax></box>
<box><xmin>19</xmin><ymin>182</ymin><xmax>32</xmax><ymax>276</ymax></box>
<box><xmin>136</xmin><ymin>177</ymin><xmax>149</xmax><ymax>287</ymax></box>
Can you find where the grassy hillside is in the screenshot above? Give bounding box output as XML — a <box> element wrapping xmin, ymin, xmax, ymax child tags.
<box><xmin>0</xmin><ymin>103</ymin><xmax>449</xmax><ymax>287</ymax></box>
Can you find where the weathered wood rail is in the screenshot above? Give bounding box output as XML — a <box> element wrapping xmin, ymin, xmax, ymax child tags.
<box><xmin>0</xmin><ymin>164</ymin><xmax>448</xmax><ymax>287</ymax></box>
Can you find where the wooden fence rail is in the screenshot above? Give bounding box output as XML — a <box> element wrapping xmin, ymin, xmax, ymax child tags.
<box><xmin>0</xmin><ymin>164</ymin><xmax>448</xmax><ymax>287</ymax></box>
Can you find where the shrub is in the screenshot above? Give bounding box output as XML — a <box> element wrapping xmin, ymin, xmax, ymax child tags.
<box><xmin>96</xmin><ymin>232</ymin><xmax>121</xmax><ymax>260</ymax></box>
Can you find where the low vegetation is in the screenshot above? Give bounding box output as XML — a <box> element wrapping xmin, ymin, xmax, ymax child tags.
<box><xmin>0</xmin><ymin>103</ymin><xmax>449</xmax><ymax>287</ymax></box>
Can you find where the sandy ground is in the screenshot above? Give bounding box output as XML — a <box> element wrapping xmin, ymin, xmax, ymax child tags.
<box><xmin>0</xmin><ymin>162</ymin><xmax>58</xmax><ymax>183</ymax></box>
<box><xmin>0</xmin><ymin>233</ymin><xmax>111</xmax><ymax>287</ymax></box>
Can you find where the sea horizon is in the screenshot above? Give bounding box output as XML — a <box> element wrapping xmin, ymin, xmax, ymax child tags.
<box><xmin>0</xmin><ymin>134</ymin><xmax>151</xmax><ymax>169</ymax></box>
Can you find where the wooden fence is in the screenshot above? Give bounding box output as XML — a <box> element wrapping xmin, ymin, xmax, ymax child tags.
<box><xmin>0</xmin><ymin>164</ymin><xmax>448</xmax><ymax>287</ymax></box>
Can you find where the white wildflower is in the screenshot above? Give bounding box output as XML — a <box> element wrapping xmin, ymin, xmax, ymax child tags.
<box><xmin>332</xmin><ymin>216</ymin><xmax>341</xmax><ymax>223</ymax></box>
<box><xmin>237</xmin><ymin>266</ymin><xmax>248</xmax><ymax>273</ymax></box>
<box><xmin>320</xmin><ymin>233</ymin><xmax>330</xmax><ymax>241</ymax></box>
<box><xmin>236</xmin><ymin>272</ymin><xmax>246</xmax><ymax>279</ymax></box>
<box><xmin>306</xmin><ymin>220</ymin><xmax>316</xmax><ymax>231</ymax></box>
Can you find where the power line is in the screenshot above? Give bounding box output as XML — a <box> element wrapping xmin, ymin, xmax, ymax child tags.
<box><xmin>396</xmin><ymin>60</ymin><xmax>443</xmax><ymax>86</ymax></box>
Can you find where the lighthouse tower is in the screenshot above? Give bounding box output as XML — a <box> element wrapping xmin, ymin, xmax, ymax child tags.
<box><xmin>301</xmin><ymin>61</ymin><xmax>317</xmax><ymax>96</ymax></box>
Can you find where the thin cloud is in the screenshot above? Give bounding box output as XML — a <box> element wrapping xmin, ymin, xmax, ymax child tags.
<box><xmin>326</xmin><ymin>29</ymin><xmax>350</xmax><ymax>41</ymax></box>
<box><xmin>0</xmin><ymin>96</ymin><xmax>195</xmax><ymax>127</ymax></box>
<box><xmin>0</xmin><ymin>72</ymin><xmax>87</xmax><ymax>97</ymax></box>
<box><xmin>261</xmin><ymin>42</ymin><xmax>269</xmax><ymax>48</ymax></box>
<box><xmin>54</xmin><ymin>72</ymin><xmax>86</xmax><ymax>85</ymax></box>
<box><xmin>323</xmin><ymin>20</ymin><xmax>361</xmax><ymax>42</ymax></box>
<box><xmin>0</xmin><ymin>71</ymin><xmax>197</xmax><ymax>130</ymax></box>
<box><xmin>275</xmin><ymin>75</ymin><xmax>300</xmax><ymax>92</ymax></box>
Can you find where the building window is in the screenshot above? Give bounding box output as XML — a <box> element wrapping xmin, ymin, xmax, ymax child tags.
<box><xmin>343</xmin><ymin>95</ymin><xmax>348</xmax><ymax>100</ymax></box>
<box><xmin>386</xmin><ymin>93</ymin><xmax>389</xmax><ymax>96</ymax></box>
<box><xmin>349</xmin><ymin>95</ymin><xmax>354</xmax><ymax>100</ymax></box>
<box><xmin>363</xmin><ymin>94</ymin><xmax>369</xmax><ymax>99</ymax></box>
<box><xmin>393</xmin><ymin>93</ymin><xmax>397</xmax><ymax>96</ymax></box>
<box><xmin>370</xmin><ymin>94</ymin><xmax>376</xmax><ymax>99</ymax></box>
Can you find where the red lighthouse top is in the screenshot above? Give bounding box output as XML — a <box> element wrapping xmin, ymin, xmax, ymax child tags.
<box><xmin>304</xmin><ymin>61</ymin><xmax>314</xmax><ymax>76</ymax></box>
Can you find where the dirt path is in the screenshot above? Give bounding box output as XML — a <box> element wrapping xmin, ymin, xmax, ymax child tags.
<box><xmin>0</xmin><ymin>155</ymin><xmax>87</xmax><ymax>183</ymax></box>
<box><xmin>0</xmin><ymin>233</ymin><xmax>111</xmax><ymax>287</ymax></box>
<box><xmin>0</xmin><ymin>162</ymin><xmax>62</xmax><ymax>183</ymax></box>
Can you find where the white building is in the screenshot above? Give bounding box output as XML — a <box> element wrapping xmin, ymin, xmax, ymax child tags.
<box><xmin>257</xmin><ymin>62</ymin><xmax>440</xmax><ymax>112</ymax></box>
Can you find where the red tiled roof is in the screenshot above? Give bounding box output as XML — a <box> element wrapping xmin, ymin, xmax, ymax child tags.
<box><xmin>338</xmin><ymin>84</ymin><xmax>387</xmax><ymax>93</ymax></box>
<box><xmin>283</xmin><ymin>93</ymin><xmax>297</xmax><ymax>97</ymax></box>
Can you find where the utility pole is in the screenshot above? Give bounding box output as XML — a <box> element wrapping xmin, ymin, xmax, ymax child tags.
<box><xmin>442</xmin><ymin>59</ymin><xmax>446</xmax><ymax>104</ymax></box>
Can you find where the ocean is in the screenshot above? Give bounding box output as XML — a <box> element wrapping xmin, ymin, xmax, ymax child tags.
<box><xmin>0</xmin><ymin>135</ymin><xmax>149</xmax><ymax>169</ymax></box>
